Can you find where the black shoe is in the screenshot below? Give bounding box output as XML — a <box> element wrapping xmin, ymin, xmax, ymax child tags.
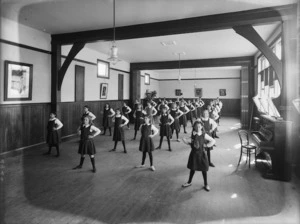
<box><xmin>169</xmin><ymin>148</ymin><xmax>172</xmax><ymax>152</ymax></box>
<box><xmin>209</xmin><ymin>163</ymin><xmax>215</xmax><ymax>167</ymax></box>
<box><xmin>156</xmin><ymin>146</ymin><xmax>161</xmax><ymax>150</ymax></box>
<box><xmin>124</xmin><ymin>150</ymin><xmax>127</xmax><ymax>154</ymax></box>
<box><xmin>215</xmin><ymin>136</ymin><xmax>220</xmax><ymax>138</ymax></box>
<box><xmin>109</xmin><ymin>149</ymin><xmax>116</xmax><ymax>152</ymax></box>
<box><xmin>43</xmin><ymin>152</ymin><xmax>50</xmax><ymax>155</ymax></box>
<box><xmin>184</xmin><ymin>131</ymin><xmax>187</xmax><ymax>134</ymax></box>
<box><xmin>101</xmin><ymin>133</ymin><xmax>106</xmax><ymax>135</ymax></box>
<box><xmin>92</xmin><ymin>168</ymin><xmax>96</xmax><ymax>173</ymax></box>
<box><xmin>72</xmin><ymin>165</ymin><xmax>82</xmax><ymax>170</ymax></box>
<box><xmin>55</xmin><ymin>154</ymin><xmax>60</xmax><ymax>157</ymax></box>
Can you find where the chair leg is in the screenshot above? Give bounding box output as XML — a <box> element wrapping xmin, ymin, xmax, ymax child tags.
<box><xmin>248</xmin><ymin>150</ymin><xmax>251</xmax><ymax>168</ymax></box>
<box><xmin>237</xmin><ymin>148</ymin><xmax>243</xmax><ymax>166</ymax></box>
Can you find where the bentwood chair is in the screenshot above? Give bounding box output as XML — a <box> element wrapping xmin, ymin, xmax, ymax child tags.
<box><xmin>237</xmin><ymin>130</ymin><xmax>257</xmax><ymax>168</ymax></box>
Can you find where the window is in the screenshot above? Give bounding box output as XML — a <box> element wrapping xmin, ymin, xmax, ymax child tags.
<box><xmin>255</xmin><ymin>37</ymin><xmax>282</xmax><ymax>117</ymax></box>
<box><xmin>97</xmin><ymin>59</ymin><xmax>110</xmax><ymax>79</ymax></box>
<box><xmin>145</xmin><ymin>73</ymin><xmax>150</xmax><ymax>85</ymax></box>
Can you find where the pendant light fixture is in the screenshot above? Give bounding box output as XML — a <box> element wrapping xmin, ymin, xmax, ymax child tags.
<box><xmin>108</xmin><ymin>0</ymin><xmax>120</xmax><ymax>64</ymax></box>
<box><xmin>174</xmin><ymin>52</ymin><xmax>185</xmax><ymax>82</ymax></box>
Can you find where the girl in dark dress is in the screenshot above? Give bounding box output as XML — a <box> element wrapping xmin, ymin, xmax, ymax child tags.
<box><xmin>43</xmin><ymin>112</ymin><xmax>63</xmax><ymax>157</ymax></box>
<box><xmin>196</xmin><ymin>98</ymin><xmax>205</xmax><ymax>118</ymax></box>
<box><xmin>186</xmin><ymin>100</ymin><xmax>195</xmax><ymax>127</ymax></box>
<box><xmin>201</xmin><ymin>109</ymin><xmax>218</xmax><ymax>167</ymax></box>
<box><xmin>135</xmin><ymin>116</ymin><xmax>159</xmax><ymax>171</ymax></box>
<box><xmin>122</xmin><ymin>102</ymin><xmax>132</xmax><ymax>129</ymax></box>
<box><xmin>192</xmin><ymin>99</ymin><xmax>198</xmax><ymax>120</ymax></box>
<box><xmin>156</xmin><ymin>107</ymin><xmax>174</xmax><ymax>151</ymax></box>
<box><xmin>81</xmin><ymin>105</ymin><xmax>96</xmax><ymax>122</ymax></box>
<box><xmin>179</xmin><ymin>101</ymin><xmax>190</xmax><ymax>134</ymax></box>
<box><xmin>132</xmin><ymin>104</ymin><xmax>145</xmax><ymax>140</ymax></box>
<box><xmin>169</xmin><ymin>103</ymin><xmax>184</xmax><ymax>142</ymax></box>
<box><xmin>102</xmin><ymin>103</ymin><xmax>115</xmax><ymax>136</ymax></box>
<box><xmin>143</xmin><ymin>101</ymin><xmax>157</xmax><ymax>124</ymax></box>
<box><xmin>182</xmin><ymin>121</ymin><xmax>215</xmax><ymax>191</ymax></box>
<box><xmin>73</xmin><ymin>116</ymin><xmax>101</xmax><ymax>173</ymax></box>
<box><xmin>110</xmin><ymin>108</ymin><xmax>129</xmax><ymax>153</ymax></box>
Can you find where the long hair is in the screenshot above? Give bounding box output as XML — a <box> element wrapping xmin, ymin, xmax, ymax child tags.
<box><xmin>192</xmin><ymin>120</ymin><xmax>204</xmax><ymax>133</ymax></box>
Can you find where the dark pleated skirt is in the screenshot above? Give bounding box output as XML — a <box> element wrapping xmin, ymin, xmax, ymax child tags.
<box><xmin>113</xmin><ymin>126</ymin><xmax>125</xmax><ymax>141</ymax></box>
<box><xmin>134</xmin><ymin>117</ymin><xmax>144</xmax><ymax>130</ymax></box>
<box><xmin>78</xmin><ymin>139</ymin><xmax>96</xmax><ymax>155</ymax></box>
<box><xmin>139</xmin><ymin>137</ymin><xmax>155</xmax><ymax>152</ymax></box>
<box><xmin>186</xmin><ymin>111</ymin><xmax>192</xmax><ymax>120</ymax></box>
<box><xmin>171</xmin><ymin>118</ymin><xmax>180</xmax><ymax>132</ymax></box>
<box><xmin>179</xmin><ymin>114</ymin><xmax>187</xmax><ymax>127</ymax></box>
<box><xmin>103</xmin><ymin>117</ymin><xmax>113</xmax><ymax>128</ymax></box>
<box><xmin>160</xmin><ymin>124</ymin><xmax>172</xmax><ymax>137</ymax></box>
<box><xmin>192</xmin><ymin>109</ymin><xmax>197</xmax><ymax>119</ymax></box>
<box><xmin>187</xmin><ymin>150</ymin><xmax>209</xmax><ymax>171</ymax></box>
<box><xmin>196</xmin><ymin>107</ymin><xmax>202</xmax><ymax>118</ymax></box>
<box><xmin>47</xmin><ymin>131</ymin><xmax>59</xmax><ymax>145</ymax></box>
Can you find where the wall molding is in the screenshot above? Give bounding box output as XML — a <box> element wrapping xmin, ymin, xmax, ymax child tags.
<box><xmin>0</xmin><ymin>38</ymin><xmax>130</xmax><ymax>74</ymax></box>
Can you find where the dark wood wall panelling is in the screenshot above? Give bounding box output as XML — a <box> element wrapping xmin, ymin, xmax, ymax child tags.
<box><xmin>0</xmin><ymin>100</ymin><xmax>129</xmax><ymax>155</ymax></box>
<box><xmin>0</xmin><ymin>103</ymin><xmax>51</xmax><ymax>154</ymax></box>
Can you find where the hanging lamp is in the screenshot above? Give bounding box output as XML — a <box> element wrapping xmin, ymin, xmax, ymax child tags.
<box><xmin>107</xmin><ymin>0</ymin><xmax>120</xmax><ymax>64</ymax></box>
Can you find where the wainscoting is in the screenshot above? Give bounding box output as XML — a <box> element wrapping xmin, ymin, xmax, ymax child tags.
<box><xmin>0</xmin><ymin>100</ymin><xmax>129</xmax><ymax>155</ymax></box>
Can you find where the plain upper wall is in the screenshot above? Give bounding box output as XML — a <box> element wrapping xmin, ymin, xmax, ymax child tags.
<box><xmin>140</xmin><ymin>70</ymin><xmax>160</xmax><ymax>99</ymax></box>
<box><xmin>153</xmin><ymin>68</ymin><xmax>241</xmax><ymax>99</ymax></box>
<box><xmin>61</xmin><ymin>46</ymin><xmax>130</xmax><ymax>102</ymax></box>
<box><xmin>0</xmin><ymin>17</ymin><xmax>130</xmax><ymax>104</ymax></box>
<box><xmin>0</xmin><ymin>17</ymin><xmax>52</xmax><ymax>104</ymax></box>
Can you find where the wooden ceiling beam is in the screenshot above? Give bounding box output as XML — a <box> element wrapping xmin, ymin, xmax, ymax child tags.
<box><xmin>130</xmin><ymin>56</ymin><xmax>253</xmax><ymax>71</ymax></box>
<box><xmin>51</xmin><ymin>4</ymin><xmax>295</xmax><ymax>45</ymax></box>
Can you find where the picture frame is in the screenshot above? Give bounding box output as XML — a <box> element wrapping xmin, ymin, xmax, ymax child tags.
<box><xmin>100</xmin><ymin>83</ymin><xmax>108</xmax><ymax>99</ymax></box>
<box><xmin>145</xmin><ymin>73</ymin><xmax>150</xmax><ymax>85</ymax></box>
<box><xmin>175</xmin><ymin>89</ymin><xmax>182</xmax><ymax>96</ymax></box>
<box><xmin>219</xmin><ymin>89</ymin><xmax>226</xmax><ymax>96</ymax></box>
<box><xmin>194</xmin><ymin>88</ymin><xmax>202</xmax><ymax>97</ymax></box>
<box><xmin>97</xmin><ymin>59</ymin><xmax>110</xmax><ymax>79</ymax></box>
<box><xmin>4</xmin><ymin>60</ymin><xmax>33</xmax><ymax>101</ymax></box>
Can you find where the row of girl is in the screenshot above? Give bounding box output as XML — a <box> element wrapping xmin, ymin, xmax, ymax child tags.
<box><xmin>44</xmin><ymin>97</ymin><xmax>223</xmax><ymax>191</ymax></box>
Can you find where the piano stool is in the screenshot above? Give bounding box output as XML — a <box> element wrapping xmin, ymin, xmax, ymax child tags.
<box><xmin>238</xmin><ymin>130</ymin><xmax>258</xmax><ymax>168</ymax></box>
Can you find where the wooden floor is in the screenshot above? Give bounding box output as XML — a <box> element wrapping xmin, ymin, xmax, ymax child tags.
<box><xmin>1</xmin><ymin>117</ymin><xmax>300</xmax><ymax>224</ymax></box>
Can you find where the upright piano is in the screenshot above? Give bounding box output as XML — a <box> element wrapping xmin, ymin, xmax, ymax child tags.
<box><xmin>251</xmin><ymin>114</ymin><xmax>292</xmax><ymax>181</ymax></box>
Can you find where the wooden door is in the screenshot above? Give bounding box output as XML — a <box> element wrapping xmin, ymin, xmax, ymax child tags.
<box><xmin>75</xmin><ymin>65</ymin><xmax>85</xmax><ymax>102</ymax></box>
<box><xmin>118</xmin><ymin>74</ymin><xmax>124</xmax><ymax>100</ymax></box>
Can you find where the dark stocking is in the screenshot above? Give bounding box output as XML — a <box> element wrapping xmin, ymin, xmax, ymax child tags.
<box><xmin>158</xmin><ymin>136</ymin><xmax>163</xmax><ymax>148</ymax></box>
<box><xmin>122</xmin><ymin>140</ymin><xmax>127</xmax><ymax>153</ymax></box>
<box><xmin>148</xmin><ymin>152</ymin><xmax>153</xmax><ymax>166</ymax></box>
<box><xmin>109</xmin><ymin>128</ymin><xmax>112</xmax><ymax>136</ymax></box>
<box><xmin>103</xmin><ymin>128</ymin><xmax>106</xmax><ymax>135</ymax></box>
<box><xmin>90</xmin><ymin>157</ymin><xmax>96</xmax><ymax>172</ymax></box>
<box><xmin>113</xmin><ymin>141</ymin><xmax>118</xmax><ymax>149</ymax></box>
<box><xmin>167</xmin><ymin>137</ymin><xmax>171</xmax><ymax>150</ymax></box>
<box><xmin>202</xmin><ymin>171</ymin><xmax>208</xmax><ymax>186</ymax></box>
<box><xmin>188</xmin><ymin>170</ymin><xmax>195</xmax><ymax>183</ymax></box>
<box><xmin>142</xmin><ymin>152</ymin><xmax>147</xmax><ymax>165</ymax></box>
<box><xmin>55</xmin><ymin>145</ymin><xmax>60</xmax><ymax>157</ymax></box>
<box><xmin>134</xmin><ymin>130</ymin><xmax>138</xmax><ymax>139</ymax></box>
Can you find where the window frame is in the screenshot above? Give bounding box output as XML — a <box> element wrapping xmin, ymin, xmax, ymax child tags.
<box><xmin>97</xmin><ymin>59</ymin><xmax>110</xmax><ymax>79</ymax></box>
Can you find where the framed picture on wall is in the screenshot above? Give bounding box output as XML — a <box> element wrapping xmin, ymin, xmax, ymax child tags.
<box><xmin>145</xmin><ymin>73</ymin><xmax>150</xmax><ymax>85</ymax></box>
<box><xmin>4</xmin><ymin>60</ymin><xmax>33</xmax><ymax>101</ymax></box>
<box><xmin>100</xmin><ymin>83</ymin><xmax>108</xmax><ymax>99</ymax></box>
<box><xmin>219</xmin><ymin>89</ymin><xmax>226</xmax><ymax>96</ymax></box>
<box><xmin>194</xmin><ymin>88</ymin><xmax>202</xmax><ymax>97</ymax></box>
<box><xmin>175</xmin><ymin>89</ymin><xmax>182</xmax><ymax>96</ymax></box>
<box><xmin>97</xmin><ymin>59</ymin><xmax>110</xmax><ymax>79</ymax></box>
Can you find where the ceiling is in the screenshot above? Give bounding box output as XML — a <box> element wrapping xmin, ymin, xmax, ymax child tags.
<box><xmin>1</xmin><ymin>0</ymin><xmax>296</xmax><ymax>64</ymax></box>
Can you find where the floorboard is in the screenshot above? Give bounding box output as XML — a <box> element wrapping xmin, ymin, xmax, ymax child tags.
<box><xmin>1</xmin><ymin>117</ymin><xmax>300</xmax><ymax>224</ymax></box>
